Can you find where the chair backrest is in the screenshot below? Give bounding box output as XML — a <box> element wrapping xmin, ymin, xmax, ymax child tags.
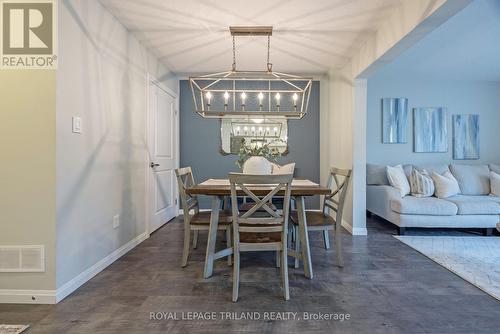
<box><xmin>229</xmin><ymin>173</ymin><xmax>293</xmax><ymax>234</ymax></box>
<box><xmin>175</xmin><ymin>167</ymin><xmax>199</xmax><ymax>216</ymax></box>
<box><xmin>323</xmin><ymin>167</ymin><xmax>352</xmax><ymax>224</ymax></box>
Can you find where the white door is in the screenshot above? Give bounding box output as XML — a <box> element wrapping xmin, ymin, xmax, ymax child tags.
<box><xmin>147</xmin><ymin>80</ymin><xmax>178</xmax><ymax>233</ymax></box>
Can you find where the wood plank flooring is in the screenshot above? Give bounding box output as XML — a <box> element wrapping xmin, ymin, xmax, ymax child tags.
<box><xmin>1</xmin><ymin>216</ymin><xmax>499</xmax><ymax>333</ymax></box>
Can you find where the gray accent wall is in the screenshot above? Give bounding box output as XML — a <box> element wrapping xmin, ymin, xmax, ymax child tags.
<box><xmin>180</xmin><ymin>80</ymin><xmax>320</xmax><ymax>208</ymax></box>
<box><xmin>367</xmin><ymin>77</ymin><xmax>500</xmax><ymax>166</ymax></box>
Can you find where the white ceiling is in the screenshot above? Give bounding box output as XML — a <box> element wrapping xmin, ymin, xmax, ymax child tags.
<box><xmin>100</xmin><ymin>0</ymin><xmax>403</xmax><ymax>75</ymax></box>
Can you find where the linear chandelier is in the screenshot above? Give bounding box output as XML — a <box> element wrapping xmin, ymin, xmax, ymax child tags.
<box><xmin>190</xmin><ymin>26</ymin><xmax>312</xmax><ymax>119</ymax></box>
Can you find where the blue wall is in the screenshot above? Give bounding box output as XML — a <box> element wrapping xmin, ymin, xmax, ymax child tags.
<box><xmin>180</xmin><ymin>80</ymin><xmax>320</xmax><ymax>208</ymax></box>
<box><xmin>366</xmin><ymin>78</ymin><xmax>500</xmax><ymax>166</ymax></box>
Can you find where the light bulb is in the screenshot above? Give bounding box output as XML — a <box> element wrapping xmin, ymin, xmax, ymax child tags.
<box><xmin>259</xmin><ymin>127</ymin><xmax>263</xmax><ymax>132</ymax></box>
<box><xmin>251</xmin><ymin>127</ymin><xmax>255</xmax><ymax>132</ymax></box>
<box><xmin>292</xmin><ymin>93</ymin><xmax>298</xmax><ymax>102</ymax></box>
<box><xmin>266</xmin><ymin>127</ymin><xmax>270</xmax><ymax>131</ymax></box>
<box><xmin>224</xmin><ymin>91</ymin><xmax>230</xmax><ymax>104</ymax></box>
<box><xmin>241</xmin><ymin>92</ymin><xmax>246</xmax><ymax>101</ymax></box>
<box><xmin>205</xmin><ymin>91</ymin><xmax>212</xmax><ymax>106</ymax></box>
<box><xmin>273</xmin><ymin>127</ymin><xmax>278</xmax><ymax>132</ymax></box>
<box><xmin>243</xmin><ymin>126</ymin><xmax>248</xmax><ymax>131</ymax></box>
<box><xmin>236</xmin><ymin>126</ymin><xmax>241</xmax><ymax>131</ymax></box>
<box><xmin>258</xmin><ymin>92</ymin><xmax>264</xmax><ymax>102</ymax></box>
<box><xmin>275</xmin><ymin>93</ymin><xmax>281</xmax><ymax>101</ymax></box>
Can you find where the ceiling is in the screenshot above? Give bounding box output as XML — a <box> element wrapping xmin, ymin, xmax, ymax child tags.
<box><xmin>99</xmin><ymin>0</ymin><xmax>403</xmax><ymax>75</ymax></box>
<box><xmin>374</xmin><ymin>0</ymin><xmax>500</xmax><ymax>82</ymax></box>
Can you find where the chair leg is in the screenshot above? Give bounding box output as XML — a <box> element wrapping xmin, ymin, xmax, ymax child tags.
<box><xmin>192</xmin><ymin>230</ymin><xmax>198</xmax><ymax>249</ymax></box>
<box><xmin>281</xmin><ymin>233</ymin><xmax>290</xmax><ymax>300</ymax></box>
<box><xmin>335</xmin><ymin>224</ymin><xmax>343</xmax><ymax>268</ymax></box>
<box><xmin>275</xmin><ymin>251</ymin><xmax>280</xmax><ymax>268</ymax></box>
<box><xmin>182</xmin><ymin>227</ymin><xmax>191</xmax><ymax>267</ymax></box>
<box><xmin>294</xmin><ymin>226</ymin><xmax>300</xmax><ymax>269</ymax></box>
<box><xmin>226</xmin><ymin>228</ymin><xmax>232</xmax><ymax>266</ymax></box>
<box><xmin>232</xmin><ymin>228</ymin><xmax>240</xmax><ymax>302</ymax></box>
<box><xmin>323</xmin><ymin>229</ymin><xmax>331</xmax><ymax>250</ymax></box>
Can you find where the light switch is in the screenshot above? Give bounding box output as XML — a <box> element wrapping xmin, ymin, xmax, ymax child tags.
<box><xmin>72</xmin><ymin>116</ymin><xmax>82</xmax><ymax>134</ymax></box>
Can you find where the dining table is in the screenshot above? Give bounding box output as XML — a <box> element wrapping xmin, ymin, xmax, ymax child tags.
<box><xmin>186</xmin><ymin>178</ymin><xmax>331</xmax><ymax>279</ymax></box>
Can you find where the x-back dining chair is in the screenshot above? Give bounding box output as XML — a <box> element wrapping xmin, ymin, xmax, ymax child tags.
<box><xmin>229</xmin><ymin>173</ymin><xmax>293</xmax><ymax>302</ymax></box>
<box><xmin>290</xmin><ymin>167</ymin><xmax>352</xmax><ymax>267</ymax></box>
<box><xmin>175</xmin><ymin>167</ymin><xmax>232</xmax><ymax>267</ymax></box>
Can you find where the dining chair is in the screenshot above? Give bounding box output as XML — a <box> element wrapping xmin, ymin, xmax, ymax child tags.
<box><xmin>238</xmin><ymin>162</ymin><xmax>295</xmax><ymax>212</ymax></box>
<box><xmin>290</xmin><ymin>167</ymin><xmax>352</xmax><ymax>267</ymax></box>
<box><xmin>175</xmin><ymin>167</ymin><xmax>232</xmax><ymax>267</ymax></box>
<box><xmin>229</xmin><ymin>173</ymin><xmax>293</xmax><ymax>302</ymax></box>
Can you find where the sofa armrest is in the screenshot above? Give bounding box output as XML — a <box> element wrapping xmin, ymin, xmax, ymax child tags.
<box><xmin>367</xmin><ymin>185</ymin><xmax>401</xmax><ymax>220</ymax></box>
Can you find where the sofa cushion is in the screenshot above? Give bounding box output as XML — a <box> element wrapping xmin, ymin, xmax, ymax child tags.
<box><xmin>445</xmin><ymin>195</ymin><xmax>500</xmax><ymax>215</ymax></box>
<box><xmin>449</xmin><ymin>164</ymin><xmax>490</xmax><ymax>195</ymax></box>
<box><xmin>390</xmin><ymin>196</ymin><xmax>458</xmax><ymax>216</ymax></box>
<box><xmin>367</xmin><ymin>164</ymin><xmax>389</xmax><ymax>185</ymax></box>
<box><xmin>490</xmin><ymin>164</ymin><xmax>500</xmax><ymax>174</ymax></box>
<box><xmin>414</xmin><ymin>164</ymin><xmax>450</xmax><ymax>175</ymax></box>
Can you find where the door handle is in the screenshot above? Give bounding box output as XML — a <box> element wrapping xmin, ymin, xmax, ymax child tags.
<box><xmin>150</xmin><ymin>162</ymin><xmax>160</xmax><ymax>168</ymax></box>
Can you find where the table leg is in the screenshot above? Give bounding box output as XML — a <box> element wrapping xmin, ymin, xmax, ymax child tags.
<box><xmin>204</xmin><ymin>196</ymin><xmax>221</xmax><ymax>278</ymax></box>
<box><xmin>296</xmin><ymin>196</ymin><xmax>313</xmax><ymax>279</ymax></box>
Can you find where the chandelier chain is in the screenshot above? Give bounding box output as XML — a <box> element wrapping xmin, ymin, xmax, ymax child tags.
<box><xmin>231</xmin><ymin>33</ymin><xmax>273</xmax><ymax>72</ymax></box>
<box><xmin>267</xmin><ymin>35</ymin><xmax>272</xmax><ymax>72</ymax></box>
<box><xmin>232</xmin><ymin>35</ymin><xmax>236</xmax><ymax>71</ymax></box>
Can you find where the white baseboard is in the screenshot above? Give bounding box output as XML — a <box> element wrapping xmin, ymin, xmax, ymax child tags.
<box><xmin>0</xmin><ymin>232</ymin><xmax>149</xmax><ymax>304</ymax></box>
<box><xmin>341</xmin><ymin>219</ymin><xmax>368</xmax><ymax>236</ymax></box>
<box><xmin>0</xmin><ymin>289</ymin><xmax>57</xmax><ymax>304</ymax></box>
<box><xmin>55</xmin><ymin>232</ymin><xmax>149</xmax><ymax>303</ymax></box>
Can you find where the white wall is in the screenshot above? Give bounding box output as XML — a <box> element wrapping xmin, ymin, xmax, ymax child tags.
<box><xmin>56</xmin><ymin>0</ymin><xmax>177</xmax><ymax>290</ymax></box>
<box><xmin>320</xmin><ymin>0</ymin><xmax>472</xmax><ymax>235</ymax></box>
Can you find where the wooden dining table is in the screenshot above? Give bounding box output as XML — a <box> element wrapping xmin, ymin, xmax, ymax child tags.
<box><xmin>186</xmin><ymin>178</ymin><xmax>330</xmax><ymax>279</ymax></box>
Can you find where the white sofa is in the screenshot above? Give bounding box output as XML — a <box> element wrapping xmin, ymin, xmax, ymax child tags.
<box><xmin>366</xmin><ymin>163</ymin><xmax>500</xmax><ymax>235</ymax></box>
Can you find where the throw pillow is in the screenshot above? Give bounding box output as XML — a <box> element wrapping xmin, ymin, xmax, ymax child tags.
<box><xmin>491</xmin><ymin>171</ymin><xmax>500</xmax><ymax>196</ymax></box>
<box><xmin>272</xmin><ymin>163</ymin><xmax>295</xmax><ymax>175</ymax></box>
<box><xmin>431</xmin><ymin>171</ymin><xmax>460</xmax><ymax>198</ymax></box>
<box><xmin>410</xmin><ymin>169</ymin><xmax>435</xmax><ymax>197</ymax></box>
<box><xmin>386</xmin><ymin>165</ymin><xmax>410</xmax><ymax>197</ymax></box>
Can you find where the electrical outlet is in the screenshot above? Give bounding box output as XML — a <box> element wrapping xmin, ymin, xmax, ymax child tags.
<box><xmin>113</xmin><ymin>215</ymin><xmax>120</xmax><ymax>229</ymax></box>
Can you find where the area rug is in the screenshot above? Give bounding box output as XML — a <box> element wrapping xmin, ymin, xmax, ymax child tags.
<box><xmin>394</xmin><ymin>236</ymin><xmax>500</xmax><ymax>301</ymax></box>
<box><xmin>0</xmin><ymin>325</ymin><xmax>29</xmax><ymax>334</ymax></box>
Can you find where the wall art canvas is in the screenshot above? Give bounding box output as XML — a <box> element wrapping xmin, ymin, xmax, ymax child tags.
<box><xmin>453</xmin><ymin>114</ymin><xmax>479</xmax><ymax>160</ymax></box>
<box><xmin>413</xmin><ymin>107</ymin><xmax>448</xmax><ymax>153</ymax></box>
<box><xmin>382</xmin><ymin>98</ymin><xmax>408</xmax><ymax>143</ymax></box>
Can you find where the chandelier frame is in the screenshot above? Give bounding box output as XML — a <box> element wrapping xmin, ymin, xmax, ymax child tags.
<box><xmin>189</xmin><ymin>26</ymin><xmax>313</xmax><ymax>120</ymax></box>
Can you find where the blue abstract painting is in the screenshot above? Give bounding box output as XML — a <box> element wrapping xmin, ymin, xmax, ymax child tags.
<box><xmin>382</xmin><ymin>98</ymin><xmax>408</xmax><ymax>143</ymax></box>
<box><xmin>413</xmin><ymin>107</ymin><xmax>448</xmax><ymax>153</ymax></box>
<box><xmin>453</xmin><ymin>114</ymin><xmax>479</xmax><ymax>160</ymax></box>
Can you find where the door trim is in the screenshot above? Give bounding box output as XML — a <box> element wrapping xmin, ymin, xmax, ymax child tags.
<box><xmin>145</xmin><ymin>73</ymin><xmax>180</xmax><ymax>237</ymax></box>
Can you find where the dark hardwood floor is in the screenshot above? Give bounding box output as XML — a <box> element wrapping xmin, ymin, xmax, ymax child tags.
<box><xmin>1</xmin><ymin>216</ymin><xmax>499</xmax><ymax>333</ymax></box>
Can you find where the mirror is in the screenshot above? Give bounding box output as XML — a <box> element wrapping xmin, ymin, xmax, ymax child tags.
<box><xmin>220</xmin><ymin>118</ymin><xmax>289</xmax><ymax>155</ymax></box>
